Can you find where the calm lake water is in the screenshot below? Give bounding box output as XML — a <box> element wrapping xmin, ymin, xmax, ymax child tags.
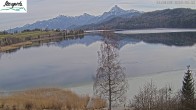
<box><xmin>0</xmin><ymin>31</ymin><xmax>196</xmax><ymax>91</ymax></box>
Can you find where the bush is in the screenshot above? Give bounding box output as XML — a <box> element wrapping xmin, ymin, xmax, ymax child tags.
<box><xmin>130</xmin><ymin>82</ymin><xmax>181</xmax><ymax>110</ymax></box>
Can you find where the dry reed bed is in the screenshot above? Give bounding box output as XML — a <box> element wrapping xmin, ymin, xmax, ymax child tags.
<box><xmin>0</xmin><ymin>88</ymin><xmax>106</xmax><ymax>110</ymax></box>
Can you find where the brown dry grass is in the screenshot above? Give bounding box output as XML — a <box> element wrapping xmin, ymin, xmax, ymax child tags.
<box><xmin>0</xmin><ymin>41</ymin><xmax>32</xmax><ymax>52</ymax></box>
<box><xmin>88</xmin><ymin>97</ymin><xmax>107</xmax><ymax>110</ymax></box>
<box><xmin>0</xmin><ymin>88</ymin><xmax>106</xmax><ymax>110</ymax></box>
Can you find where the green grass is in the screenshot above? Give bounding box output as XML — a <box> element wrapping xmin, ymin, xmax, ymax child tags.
<box><xmin>0</xmin><ymin>31</ymin><xmax>60</xmax><ymax>39</ymax></box>
<box><xmin>0</xmin><ymin>31</ymin><xmax>61</xmax><ymax>52</ymax></box>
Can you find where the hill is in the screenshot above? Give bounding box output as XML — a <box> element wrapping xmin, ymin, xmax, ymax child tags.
<box><xmin>81</xmin><ymin>8</ymin><xmax>196</xmax><ymax>30</ymax></box>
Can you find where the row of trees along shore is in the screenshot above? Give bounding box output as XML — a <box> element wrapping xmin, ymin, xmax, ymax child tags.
<box><xmin>93</xmin><ymin>32</ymin><xmax>195</xmax><ymax>110</ymax></box>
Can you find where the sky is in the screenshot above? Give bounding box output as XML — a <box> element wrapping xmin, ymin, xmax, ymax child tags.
<box><xmin>0</xmin><ymin>0</ymin><xmax>196</xmax><ymax>31</ymax></box>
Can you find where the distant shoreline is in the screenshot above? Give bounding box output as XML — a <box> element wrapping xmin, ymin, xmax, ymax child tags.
<box><xmin>115</xmin><ymin>28</ymin><xmax>196</xmax><ymax>34</ymax></box>
<box><xmin>85</xmin><ymin>28</ymin><xmax>196</xmax><ymax>34</ymax></box>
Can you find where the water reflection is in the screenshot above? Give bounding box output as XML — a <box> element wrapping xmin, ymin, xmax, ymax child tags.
<box><xmin>117</xmin><ymin>32</ymin><xmax>196</xmax><ymax>47</ymax></box>
<box><xmin>1</xmin><ymin>32</ymin><xmax>196</xmax><ymax>55</ymax></box>
<box><xmin>0</xmin><ymin>32</ymin><xmax>196</xmax><ymax>91</ymax></box>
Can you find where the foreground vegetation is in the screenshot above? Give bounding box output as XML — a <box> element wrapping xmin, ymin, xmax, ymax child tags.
<box><xmin>0</xmin><ymin>67</ymin><xmax>194</xmax><ymax>110</ymax></box>
<box><xmin>130</xmin><ymin>66</ymin><xmax>195</xmax><ymax>110</ymax></box>
<box><xmin>0</xmin><ymin>29</ymin><xmax>84</xmax><ymax>52</ymax></box>
<box><xmin>0</xmin><ymin>88</ymin><xmax>106</xmax><ymax>110</ymax></box>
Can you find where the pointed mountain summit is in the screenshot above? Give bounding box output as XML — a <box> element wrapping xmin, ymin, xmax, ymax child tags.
<box><xmin>110</xmin><ymin>5</ymin><xmax>124</xmax><ymax>12</ymax></box>
<box><xmin>82</xmin><ymin>13</ymin><xmax>94</xmax><ymax>17</ymax></box>
<box><xmin>109</xmin><ymin>5</ymin><xmax>139</xmax><ymax>14</ymax></box>
<box><xmin>96</xmin><ymin>5</ymin><xmax>140</xmax><ymax>23</ymax></box>
<box><xmin>105</xmin><ymin>5</ymin><xmax>129</xmax><ymax>16</ymax></box>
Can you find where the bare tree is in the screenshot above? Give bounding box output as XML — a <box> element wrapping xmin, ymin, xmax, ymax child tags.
<box><xmin>131</xmin><ymin>81</ymin><xmax>182</xmax><ymax>110</ymax></box>
<box><xmin>93</xmin><ymin>36</ymin><xmax>128</xmax><ymax>110</ymax></box>
<box><xmin>131</xmin><ymin>81</ymin><xmax>158</xmax><ymax>110</ymax></box>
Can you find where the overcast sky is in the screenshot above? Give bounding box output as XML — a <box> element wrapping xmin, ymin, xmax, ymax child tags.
<box><xmin>0</xmin><ymin>0</ymin><xmax>195</xmax><ymax>31</ymax></box>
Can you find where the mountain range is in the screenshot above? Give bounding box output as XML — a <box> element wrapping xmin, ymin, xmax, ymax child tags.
<box><xmin>81</xmin><ymin>8</ymin><xmax>196</xmax><ymax>30</ymax></box>
<box><xmin>10</xmin><ymin>5</ymin><xmax>141</xmax><ymax>32</ymax></box>
<box><xmin>10</xmin><ymin>6</ymin><xmax>196</xmax><ymax>32</ymax></box>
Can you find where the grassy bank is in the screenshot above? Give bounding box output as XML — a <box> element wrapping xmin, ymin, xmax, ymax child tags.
<box><xmin>0</xmin><ymin>31</ymin><xmax>60</xmax><ymax>39</ymax></box>
<box><xmin>0</xmin><ymin>88</ymin><xmax>106</xmax><ymax>110</ymax></box>
<box><xmin>0</xmin><ymin>30</ymin><xmax>84</xmax><ymax>52</ymax></box>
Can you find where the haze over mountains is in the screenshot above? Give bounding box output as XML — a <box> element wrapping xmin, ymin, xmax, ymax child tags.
<box><xmin>10</xmin><ymin>6</ymin><xmax>196</xmax><ymax>32</ymax></box>
<box><xmin>10</xmin><ymin>5</ymin><xmax>141</xmax><ymax>32</ymax></box>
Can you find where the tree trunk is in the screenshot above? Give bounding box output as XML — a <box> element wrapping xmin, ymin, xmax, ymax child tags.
<box><xmin>109</xmin><ymin>74</ymin><xmax>111</xmax><ymax>110</ymax></box>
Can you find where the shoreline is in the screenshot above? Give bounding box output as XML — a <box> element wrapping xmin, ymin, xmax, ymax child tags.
<box><xmin>0</xmin><ymin>67</ymin><xmax>195</xmax><ymax>101</ymax></box>
<box><xmin>115</xmin><ymin>28</ymin><xmax>196</xmax><ymax>34</ymax></box>
<box><xmin>0</xmin><ymin>33</ymin><xmax>84</xmax><ymax>52</ymax></box>
<box><xmin>70</xmin><ymin>69</ymin><xmax>196</xmax><ymax>99</ymax></box>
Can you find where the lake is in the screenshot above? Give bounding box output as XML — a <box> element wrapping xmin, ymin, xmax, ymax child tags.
<box><xmin>0</xmin><ymin>30</ymin><xmax>196</xmax><ymax>97</ymax></box>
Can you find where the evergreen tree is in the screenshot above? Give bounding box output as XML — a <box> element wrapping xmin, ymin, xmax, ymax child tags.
<box><xmin>181</xmin><ymin>65</ymin><xmax>195</xmax><ymax>110</ymax></box>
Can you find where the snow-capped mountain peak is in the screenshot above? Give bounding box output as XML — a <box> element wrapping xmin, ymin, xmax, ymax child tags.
<box><xmin>82</xmin><ymin>13</ymin><xmax>92</xmax><ymax>16</ymax></box>
<box><xmin>109</xmin><ymin>5</ymin><xmax>125</xmax><ymax>13</ymax></box>
<box><xmin>99</xmin><ymin>5</ymin><xmax>136</xmax><ymax>20</ymax></box>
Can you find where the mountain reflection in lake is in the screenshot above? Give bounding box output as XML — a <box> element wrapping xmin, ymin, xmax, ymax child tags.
<box><xmin>0</xmin><ymin>32</ymin><xmax>196</xmax><ymax>91</ymax></box>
